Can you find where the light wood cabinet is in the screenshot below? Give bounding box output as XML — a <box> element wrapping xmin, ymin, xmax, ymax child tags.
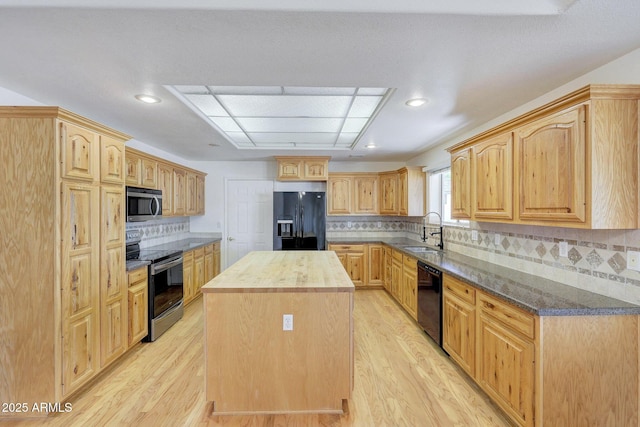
<box><xmin>194</xmin><ymin>247</ymin><xmax>205</xmax><ymax>297</ymax></box>
<box><xmin>382</xmin><ymin>245</ymin><xmax>392</xmax><ymax>292</ymax></box>
<box><xmin>275</xmin><ymin>156</ymin><xmax>330</xmax><ymax>181</ymax></box>
<box><xmin>515</xmin><ymin>105</ymin><xmax>586</xmax><ymax>224</ymax></box>
<box><xmin>213</xmin><ymin>241</ymin><xmax>221</xmax><ymax>277</ymax></box>
<box><xmin>125</xmin><ymin>148</ymin><xmax>206</xmax><ymax>216</ymax></box>
<box><xmin>442</xmin><ymin>275</ymin><xmax>476</xmax><ymax>377</ymax></box>
<box><xmin>0</xmin><ymin>107</ymin><xmax>132</xmax><ymax>409</ymax></box>
<box><xmin>157</xmin><ymin>161</ymin><xmax>173</xmax><ymax>216</ymax></box>
<box><xmin>379</xmin><ymin>171</ymin><xmax>398</xmax><ymax>215</ymax></box>
<box><xmin>183</xmin><ymin>250</ymin><xmax>194</xmax><ymax>304</ymax></box>
<box><xmin>327</xmin><ymin>175</ymin><xmax>352</xmax><ymax>215</ymax></box>
<box><xmin>329</xmin><ymin>244</ymin><xmax>366</xmax><ymax>288</ymax></box>
<box><xmin>401</xmin><ymin>255</ymin><xmax>418</xmax><ymax>320</ymax></box>
<box><xmin>367</xmin><ymin>244</ymin><xmax>383</xmax><ymax>286</ymax></box>
<box><xmin>478</xmin><ymin>294</ymin><xmax>535</xmax><ymax>427</ymax></box>
<box><xmin>101</xmin><ymin>135</ymin><xmax>126</xmax><ymax>185</ymax></box>
<box><xmin>204</xmin><ymin>244</ymin><xmax>215</xmax><ymax>283</ymax></box>
<box><xmin>61</xmin><ymin>181</ymin><xmax>101</xmax><ymax>396</ymax></box>
<box><xmin>100</xmin><ymin>185</ymin><xmax>127</xmax><ymax>368</ymax></box>
<box><xmin>450</xmin><ymin>148</ymin><xmax>472</xmax><ymax>220</ymax></box>
<box><xmin>390</xmin><ymin>249</ymin><xmax>403</xmax><ymax>301</ymax></box>
<box><xmin>398</xmin><ymin>167</ymin><xmax>425</xmax><ymax>217</ymax></box>
<box><xmin>196</xmin><ymin>174</ymin><xmax>205</xmax><ymax>215</ymax></box>
<box><xmin>186</xmin><ymin>171</ymin><xmax>198</xmax><ymax>216</ymax></box>
<box><xmin>173</xmin><ymin>168</ymin><xmax>186</xmax><ymax>216</ymax></box>
<box><xmin>448</xmin><ymin>85</ymin><xmax>640</xmax><ymax>229</ymax></box>
<box><xmin>353</xmin><ymin>175</ymin><xmax>379</xmax><ymax>214</ymax></box>
<box><xmin>127</xmin><ymin>267</ymin><xmax>148</xmax><ymax>347</ymax></box>
<box><xmin>472</xmin><ymin>132</ymin><xmax>513</xmax><ymax>220</ymax></box>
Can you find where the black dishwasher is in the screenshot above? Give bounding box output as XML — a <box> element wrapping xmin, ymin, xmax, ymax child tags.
<box><xmin>417</xmin><ymin>261</ymin><xmax>442</xmax><ymax>347</ymax></box>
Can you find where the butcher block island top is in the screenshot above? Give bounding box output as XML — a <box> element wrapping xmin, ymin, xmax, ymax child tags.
<box><xmin>202</xmin><ymin>250</ymin><xmax>354</xmax><ymax>293</ymax></box>
<box><xmin>202</xmin><ymin>251</ymin><xmax>354</xmax><ymax>415</ymax></box>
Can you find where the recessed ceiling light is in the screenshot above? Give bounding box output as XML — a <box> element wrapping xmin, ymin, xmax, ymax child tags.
<box><xmin>365</xmin><ymin>143</ymin><xmax>376</xmax><ymax>149</ymax></box>
<box><xmin>135</xmin><ymin>94</ymin><xmax>162</xmax><ymax>104</ymax></box>
<box><xmin>405</xmin><ymin>98</ymin><xmax>428</xmax><ymax>107</ymax></box>
<box><xmin>208</xmin><ymin>143</ymin><xmax>220</xmax><ymax>147</ymax></box>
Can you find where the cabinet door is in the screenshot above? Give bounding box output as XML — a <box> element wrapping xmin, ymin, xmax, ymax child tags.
<box><xmin>213</xmin><ymin>242</ymin><xmax>221</xmax><ymax>277</ymax></box>
<box><xmin>303</xmin><ymin>159</ymin><xmax>328</xmax><ymax>180</ymax></box>
<box><xmin>204</xmin><ymin>244</ymin><xmax>215</xmax><ymax>282</ymax></box>
<box><xmin>379</xmin><ymin>172</ymin><xmax>398</xmax><ymax>215</ymax></box>
<box><xmin>367</xmin><ymin>244</ymin><xmax>383</xmax><ymax>286</ymax></box>
<box><xmin>383</xmin><ymin>246</ymin><xmax>392</xmax><ymax>292</ymax></box>
<box><xmin>141</xmin><ymin>158</ymin><xmax>157</xmax><ymax>188</ymax></box>
<box><xmin>60</xmin><ymin>121</ymin><xmax>99</xmax><ymax>182</ymax></box>
<box><xmin>194</xmin><ymin>248</ymin><xmax>205</xmax><ymax>297</ymax></box>
<box><xmin>451</xmin><ymin>148</ymin><xmax>472</xmax><ymax>219</ymax></box>
<box><xmin>515</xmin><ymin>105</ymin><xmax>586</xmax><ymax>223</ymax></box>
<box><xmin>278</xmin><ymin>159</ymin><xmax>303</xmax><ymax>180</ymax></box>
<box><xmin>473</xmin><ymin>133</ymin><xmax>513</xmax><ymax>220</ymax></box>
<box><xmin>173</xmin><ymin>168</ymin><xmax>186</xmax><ymax>216</ymax></box>
<box><xmin>402</xmin><ymin>256</ymin><xmax>417</xmax><ymax>319</ymax></box>
<box><xmin>128</xmin><ymin>282</ymin><xmax>148</xmax><ymax>346</ymax></box>
<box><xmin>478</xmin><ymin>314</ymin><xmax>535</xmax><ymax>427</ymax></box>
<box><xmin>127</xmin><ymin>267</ymin><xmax>148</xmax><ymax>347</ymax></box>
<box><xmin>327</xmin><ymin>176</ymin><xmax>352</xmax><ymax>215</ymax></box>
<box><xmin>398</xmin><ymin>169</ymin><xmax>409</xmax><ymax>216</ymax></box>
<box><xmin>353</xmin><ymin>175</ymin><xmax>379</xmax><ymax>214</ymax></box>
<box><xmin>60</xmin><ymin>182</ymin><xmax>100</xmax><ymax>397</ymax></box>
<box><xmin>391</xmin><ymin>251</ymin><xmax>403</xmax><ymax>302</ymax></box>
<box><xmin>125</xmin><ymin>152</ymin><xmax>141</xmax><ymax>186</ymax></box>
<box><xmin>157</xmin><ymin>162</ymin><xmax>173</xmax><ymax>216</ymax></box>
<box><xmin>186</xmin><ymin>171</ymin><xmax>198</xmax><ymax>215</ymax></box>
<box><xmin>346</xmin><ymin>252</ymin><xmax>366</xmax><ymax>288</ymax></box>
<box><xmin>101</xmin><ymin>135</ymin><xmax>125</xmax><ymax>185</ymax></box>
<box><xmin>183</xmin><ymin>251</ymin><xmax>194</xmax><ymax>304</ymax></box>
<box><xmin>100</xmin><ymin>186</ymin><xmax>126</xmax><ymax>367</ymax></box>
<box><xmin>196</xmin><ymin>175</ymin><xmax>205</xmax><ymax>215</ymax></box>
<box><xmin>443</xmin><ymin>293</ymin><xmax>475</xmax><ymax>376</ymax></box>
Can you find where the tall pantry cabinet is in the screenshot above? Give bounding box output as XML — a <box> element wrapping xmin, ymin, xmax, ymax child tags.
<box><xmin>0</xmin><ymin>107</ymin><xmax>130</xmax><ymax>416</ymax></box>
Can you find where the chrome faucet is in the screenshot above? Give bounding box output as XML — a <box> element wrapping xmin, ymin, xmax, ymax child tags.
<box><xmin>422</xmin><ymin>211</ymin><xmax>444</xmax><ymax>250</ymax></box>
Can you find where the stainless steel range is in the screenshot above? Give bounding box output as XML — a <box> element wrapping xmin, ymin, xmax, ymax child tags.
<box><xmin>126</xmin><ymin>230</ymin><xmax>184</xmax><ymax>342</ymax></box>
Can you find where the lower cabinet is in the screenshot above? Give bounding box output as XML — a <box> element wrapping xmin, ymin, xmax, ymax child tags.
<box><xmin>184</xmin><ymin>243</ymin><xmax>221</xmax><ymax>305</ymax></box>
<box><xmin>127</xmin><ymin>267</ymin><xmax>148</xmax><ymax>347</ymax></box>
<box><xmin>328</xmin><ymin>244</ymin><xmax>367</xmax><ymax>287</ymax></box>
<box><xmin>382</xmin><ymin>245</ymin><xmax>392</xmax><ymax>292</ymax></box>
<box><xmin>401</xmin><ymin>255</ymin><xmax>417</xmax><ymax>320</ymax></box>
<box><xmin>390</xmin><ymin>249</ymin><xmax>403</xmax><ymax>300</ymax></box>
<box><xmin>368</xmin><ymin>244</ymin><xmax>384</xmax><ymax>286</ymax></box>
<box><xmin>442</xmin><ymin>275</ymin><xmax>476</xmax><ymax>376</ymax></box>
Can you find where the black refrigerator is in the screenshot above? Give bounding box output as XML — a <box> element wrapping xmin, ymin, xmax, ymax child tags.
<box><xmin>273</xmin><ymin>192</ymin><xmax>326</xmax><ymax>250</ymax></box>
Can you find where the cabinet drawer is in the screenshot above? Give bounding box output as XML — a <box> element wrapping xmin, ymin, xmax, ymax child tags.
<box><xmin>128</xmin><ymin>267</ymin><xmax>147</xmax><ymax>287</ymax></box>
<box><xmin>478</xmin><ymin>292</ymin><xmax>535</xmax><ymax>339</ymax></box>
<box><xmin>330</xmin><ymin>244</ymin><xmax>365</xmax><ymax>253</ymax></box>
<box><xmin>443</xmin><ymin>275</ymin><xmax>475</xmax><ymax>304</ymax></box>
<box><xmin>403</xmin><ymin>255</ymin><xmax>416</xmax><ymax>270</ymax></box>
<box><xmin>194</xmin><ymin>247</ymin><xmax>204</xmax><ymax>258</ymax></box>
<box><xmin>392</xmin><ymin>249</ymin><xmax>403</xmax><ymax>263</ymax></box>
<box><xmin>205</xmin><ymin>243</ymin><xmax>213</xmax><ymax>255</ymax></box>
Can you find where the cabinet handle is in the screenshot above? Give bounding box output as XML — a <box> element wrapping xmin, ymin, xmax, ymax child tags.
<box><xmin>485</xmin><ymin>302</ymin><xmax>495</xmax><ymax>309</ymax></box>
<box><xmin>228</xmin><ymin>237</ymin><xmax>235</xmax><ymax>241</ymax></box>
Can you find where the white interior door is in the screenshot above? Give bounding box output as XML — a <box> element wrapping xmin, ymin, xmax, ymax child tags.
<box><xmin>225</xmin><ymin>179</ymin><xmax>274</xmax><ymax>268</ymax></box>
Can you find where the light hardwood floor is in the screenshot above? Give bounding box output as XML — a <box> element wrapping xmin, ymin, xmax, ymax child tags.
<box><xmin>7</xmin><ymin>290</ymin><xmax>511</xmax><ymax>426</ymax></box>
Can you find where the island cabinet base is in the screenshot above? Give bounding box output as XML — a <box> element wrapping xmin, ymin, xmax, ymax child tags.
<box><xmin>204</xmin><ymin>291</ymin><xmax>353</xmax><ymax>414</ymax></box>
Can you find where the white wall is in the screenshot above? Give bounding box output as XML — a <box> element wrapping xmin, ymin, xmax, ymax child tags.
<box><xmin>408</xmin><ymin>46</ymin><xmax>640</xmax><ymax>167</ymax></box>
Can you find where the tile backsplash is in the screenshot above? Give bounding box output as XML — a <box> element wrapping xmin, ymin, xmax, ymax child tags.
<box><xmin>126</xmin><ymin>217</ymin><xmax>190</xmax><ymax>248</ymax></box>
<box><xmin>326</xmin><ymin>216</ymin><xmax>640</xmax><ymax>305</ymax></box>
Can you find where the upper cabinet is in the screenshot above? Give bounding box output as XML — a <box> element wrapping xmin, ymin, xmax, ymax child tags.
<box><xmin>448</xmin><ymin>84</ymin><xmax>640</xmax><ymax>229</ymax></box>
<box><xmin>275</xmin><ymin>156</ymin><xmax>330</xmax><ymax>181</ymax></box>
<box><xmin>125</xmin><ymin>147</ymin><xmax>206</xmax><ymax>217</ymax></box>
<box><xmin>328</xmin><ymin>168</ymin><xmax>424</xmax><ymax>217</ymax></box>
<box><xmin>60</xmin><ymin>121</ymin><xmax>100</xmax><ymax>182</ymax></box>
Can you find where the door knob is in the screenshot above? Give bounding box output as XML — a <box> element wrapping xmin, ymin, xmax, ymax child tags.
<box><xmin>228</xmin><ymin>237</ymin><xmax>235</xmax><ymax>241</ymax></box>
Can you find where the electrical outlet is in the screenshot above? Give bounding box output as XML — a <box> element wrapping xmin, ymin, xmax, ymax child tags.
<box><xmin>494</xmin><ymin>233</ymin><xmax>501</xmax><ymax>246</ymax></box>
<box><xmin>283</xmin><ymin>314</ymin><xmax>293</xmax><ymax>331</ymax></box>
<box><xmin>377</xmin><ymin>221</ymin><xmax>382</xmax><ymax>228</ymax></box>
<box><xmin>628</xmin><ymin>251</ymin><xmax>640</xmax><ymax>271</ymax></box>
<box><xmin>347</xmin><ymin>221</ymin><xmax>352</xmax><ymax>229</ymax></box>
<box><xmin>471</xmin><ymin>230</ymin><xmax>478</xmax><ymax>241</ymax></box>
<box><xmin>559</xmin><ymin>241</ymin><xmax>568</xmax><ymax>257</ymax></box>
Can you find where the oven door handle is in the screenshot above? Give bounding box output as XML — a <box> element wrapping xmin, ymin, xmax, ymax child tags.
<box><xmin>151</xmin><ymin>257</ymin><xmax>183</xmax><ymax>275</ymax></box>
<box><xmin>152</xmin><ymin>196</ymin><xmax>161</xmax><ymax>217</ymax></box>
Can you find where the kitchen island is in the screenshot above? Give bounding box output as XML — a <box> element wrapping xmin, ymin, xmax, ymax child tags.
<box><xmin>201</xmin><ymin>251</ymin><xmax>354</xmax><ymax>415</ymax></box>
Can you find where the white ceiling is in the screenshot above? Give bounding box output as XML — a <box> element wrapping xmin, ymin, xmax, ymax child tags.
<box><xmin>0</xmin><ymin>0</ymin><xmax>639</xmax><ymax>161</ymax></box>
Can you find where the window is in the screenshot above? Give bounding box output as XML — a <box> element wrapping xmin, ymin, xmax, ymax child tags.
<box><xmin>427</xmin><ymin>167</ymin><xmax>469</xmax><ymax>226</ymax></box>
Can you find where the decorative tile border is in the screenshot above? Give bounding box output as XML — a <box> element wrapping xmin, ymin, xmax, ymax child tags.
<box><xmin>126</xmin><ymin>217</ymin><xmax>190</xmax><ymax>248</ymax></box>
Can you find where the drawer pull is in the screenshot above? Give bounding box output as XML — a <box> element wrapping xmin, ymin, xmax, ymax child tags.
<box><xmin>485</xmin><ymin>302</ymin><xmax>495</xmax><ymax>309</ymax></box>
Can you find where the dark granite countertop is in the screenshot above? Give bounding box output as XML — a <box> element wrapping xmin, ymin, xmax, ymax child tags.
<box><xmin>126</xmin><ymin>260</ymin><xmax>150</xmax><ymax>272</ymax></box>
<box><xmin>142</xmin><ymin>236</ymin><xmax>222</xmax><ymax>254</ymax></box>
<box><xmin>327</xmin><ymin>237</ymin><xmax>640</xmax><ymax>316</ymax></box>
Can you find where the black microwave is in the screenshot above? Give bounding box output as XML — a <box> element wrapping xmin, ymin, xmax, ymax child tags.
<box><xmin>126</xmin><ymin>186</ymin><xmax>162</xmax><ymax>222</ymax></box>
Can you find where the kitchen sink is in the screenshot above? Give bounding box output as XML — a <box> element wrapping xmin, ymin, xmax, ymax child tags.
<box><xmin>402</xmin><ymin>246</ymin><xmax>439</xmax><ymax>254</ymax></box>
